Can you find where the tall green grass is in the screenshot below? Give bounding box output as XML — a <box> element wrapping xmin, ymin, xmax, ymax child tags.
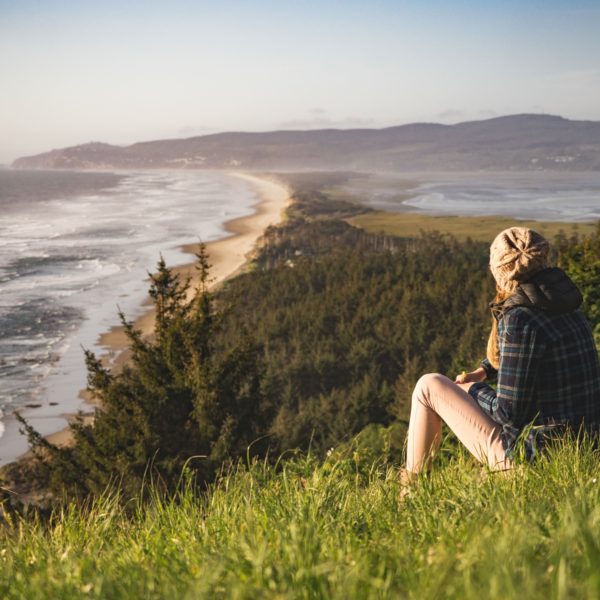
<box><xmin>2</xmin><ymin>439</ymin><xmax>600</xmax><ymax>599</ymax></box>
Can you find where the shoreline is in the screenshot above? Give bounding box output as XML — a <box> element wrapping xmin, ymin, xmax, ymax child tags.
<box><xmin>2</xmin><ymin>172</ymin><xmax>291</xmax><ymax>463</ymax></box>
<box><xmin>96</xmin><ymin>172</ymin><xmax>291</xmax><ymax>364</ymax></box>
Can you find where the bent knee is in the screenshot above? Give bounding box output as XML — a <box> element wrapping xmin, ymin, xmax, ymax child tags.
<box><xmin>414</xmin><ymin>373</ymin><xmax>447</xmax><ymax>395</ymax></box>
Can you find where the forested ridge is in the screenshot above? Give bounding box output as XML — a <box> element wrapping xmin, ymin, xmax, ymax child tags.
<box><xmin>2</xmin><ymin>181</ymin><xmax>599</xmax><ymax>507</ymax></box>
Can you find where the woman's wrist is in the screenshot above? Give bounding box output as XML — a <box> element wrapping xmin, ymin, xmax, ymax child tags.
<box><xmin>473</xmin><ymin>367</ymin><xmax>487</xmax><ymax>382</ymax></box>
<box><xmin>455</xmin><ymin>367</ymin><xmax>487</xmax><ymax>384</ymax></box>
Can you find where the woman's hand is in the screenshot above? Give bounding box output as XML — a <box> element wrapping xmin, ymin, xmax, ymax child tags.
<box><xmin>454</xmin><ymin>367</ymin><xmax>486</xmax><ymax>385</ymax></box>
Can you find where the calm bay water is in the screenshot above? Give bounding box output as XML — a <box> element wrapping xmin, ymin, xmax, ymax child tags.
<box><xmin>0</xmin><ymin>168</ymin><xmax>258</xmax><ymax>464</ymax></box>
<box><xmin>353</xmin><ymin>172</ymin><xmax>600</xmax><ymax>222</ymax></box>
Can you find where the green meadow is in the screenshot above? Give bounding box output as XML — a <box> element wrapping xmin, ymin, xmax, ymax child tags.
<box><xmin>348</xmin><ymin>211</ymin><xmax>597</xmax><ymax>242</ymax></box>
<box><xmin>2</xmin><ymin>439</ymin><xmax>600</xmax><ymax>599</ymax></box>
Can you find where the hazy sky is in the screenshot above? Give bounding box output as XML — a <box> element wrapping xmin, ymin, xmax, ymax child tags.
<box><xmin>1</xmin><ymin>0</ymin><xmax>600</xmax><ymax>163</ymax></box>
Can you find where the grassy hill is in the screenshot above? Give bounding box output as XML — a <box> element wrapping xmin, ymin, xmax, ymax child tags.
<box><xmin>2</xmin><ymin>437</ymin><xmax>600</xmax><ymax>599</ymax></box>
<box><xmin>2</xmin><ymin>177</ymin><xmax>599</xmax><ymax>598</ymax></box>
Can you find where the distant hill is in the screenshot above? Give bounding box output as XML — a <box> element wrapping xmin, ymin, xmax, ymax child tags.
<box><xmin>12</xmin><ymin>114</ymin><xmax>600</xmax><ymax>171</ymax></box>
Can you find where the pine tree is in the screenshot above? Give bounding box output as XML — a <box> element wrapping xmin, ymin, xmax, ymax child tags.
<box><xmin>21</xmin><ymin>246</ymin><xmax>267</xmax><ymax>499</ymax></box>
<box><xmin>558</xmin><ymin>223</ymin><xmax>600</xmax><ymax>350</ymax></box>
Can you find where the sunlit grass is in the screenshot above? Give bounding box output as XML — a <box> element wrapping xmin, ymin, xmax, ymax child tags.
<box><xmin>348</xmin><ymin>211</ymin><xmax>597</xmax><ymax>242</ymax></box>
<box><xmin>2</xmin><ymin>439</ymin><xmax>600</xmax><ymax>599</ymax></box>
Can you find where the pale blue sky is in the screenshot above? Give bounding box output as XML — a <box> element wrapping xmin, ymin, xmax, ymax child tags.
<box><xmin>1</xmin><ymin>0</ymin><xmax>600</xmax><ymax>163</ymax></box>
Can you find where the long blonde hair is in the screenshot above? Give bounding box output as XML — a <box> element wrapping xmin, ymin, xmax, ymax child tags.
<box><xmin>486</xmin><ymin>288</ymin><xmax>512</xmax><ymax>370</ymax></box>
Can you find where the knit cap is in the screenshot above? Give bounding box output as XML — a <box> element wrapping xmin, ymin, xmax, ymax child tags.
<box><xmin>489</xmin><ymin>227</ymin><xmax>550</xmax><ymax>293</ymax></box>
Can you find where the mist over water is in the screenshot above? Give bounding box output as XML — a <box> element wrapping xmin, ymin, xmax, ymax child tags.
<box><xmin>0</xmin><ymin>169</ymin><xmax>258</xmax><ymax>463</ymax></box>
<box><xmin>355</xmin><ymin>173</ymin><xmax>600</xmax><ymax>222</ymax></box>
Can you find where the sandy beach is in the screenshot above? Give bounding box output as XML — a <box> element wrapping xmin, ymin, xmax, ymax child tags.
<box><xmin>17</xmin><ymin>172</ymin><xmax>292</xmax><ymax>453</ymax></box>
<box><xmin>96</xmin><ymin>172</ymin><xmax>290</xmax><ymax>356</ymax></box>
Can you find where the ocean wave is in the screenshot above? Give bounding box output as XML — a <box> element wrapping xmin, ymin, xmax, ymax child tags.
<box><xmin>0</xmin><ymin>405</ymin><xmax>5</xmax><ymax>439</ymax></box>
<box><xmin>0</xmin><ymin>169</ymin><xmax>258</xmax><ymax>451</ymax></box>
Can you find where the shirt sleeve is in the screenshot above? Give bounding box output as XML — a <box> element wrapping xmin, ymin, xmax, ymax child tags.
<box><xmin>468</xmin><ymin>381</ymin><xmax>498</xmax><ymax>418</ymax></box>
<box><xmin>469</xmin><ymin>308</ymin><xmax>547</xmax><ymax>427</ymax></box>
<box><xmin>480</xmin><ymin>357</ymin><xmax>498</xmax><ymax>383</ymax></box>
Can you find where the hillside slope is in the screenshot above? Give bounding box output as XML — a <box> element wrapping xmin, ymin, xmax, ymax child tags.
<box><xmin>2</xmin><ymin>440</ymin><xmax>600</xmax><ymax>599</ymax></box>
<box><xmin>12</xmin><ymin>114</ymin><xmax>600</xmax><ymax>171</ymax></box>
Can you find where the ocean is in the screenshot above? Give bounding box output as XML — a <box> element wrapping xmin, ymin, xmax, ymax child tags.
<box><xmin>0</xmin><ymin>168</ymin><xmax>259</xmax><ymax>465</ymax></box>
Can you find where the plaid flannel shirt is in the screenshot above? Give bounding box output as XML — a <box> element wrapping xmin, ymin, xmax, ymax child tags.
<box><xmin>469</xmin><ymin>306</ymin><xmax>600</xmax><ymax>458</ymax></box>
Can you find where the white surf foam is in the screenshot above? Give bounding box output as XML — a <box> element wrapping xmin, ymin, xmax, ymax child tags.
<box><xmin>0</xmin><ymin>170</ymin><xmax>260</xmax><ymax>456</ymax></box>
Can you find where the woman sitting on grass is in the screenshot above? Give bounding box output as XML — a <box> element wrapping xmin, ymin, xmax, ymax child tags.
<box><xmin>404</xmin><ymin>227</ymin><xmax>600</xmax><ymax>478</ymax></box>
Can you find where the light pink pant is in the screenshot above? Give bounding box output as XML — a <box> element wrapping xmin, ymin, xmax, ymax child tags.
<box><xmin>406</xmin><ymin>373</ymin><xmax>511</xmax><ymax>472</ymax></box>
